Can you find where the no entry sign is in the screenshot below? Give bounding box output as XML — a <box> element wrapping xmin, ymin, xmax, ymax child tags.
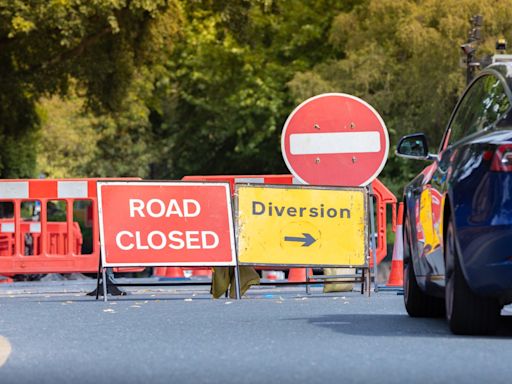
<box><xmin>97</xmin><ymin>181</ymin><xmax>236</xmax><ymax>267</ymax></box>
<box><xmin>281</xmin><ymin>93</ymin><xmax>389</xmax><ymax>186</ymax></box>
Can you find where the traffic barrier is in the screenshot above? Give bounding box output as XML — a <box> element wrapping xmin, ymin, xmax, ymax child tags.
<box><xmin>386</xmin><ymin>202</ymin><xmax>404</xmax><ymax>287</ymax></box>
<box><xmin>182</xmin><ymin>174</ymin><xmax>397</xmax><ymax>280</ymax></box>
<box><xmin>0</xmin><ymin>178</ymin><xmax>141</xmax><ymax>275</ymax></box>
<box><xmin>371</xmin><ymin>179</ymin><xmax>397</xmax><ymax>266</ymax></box>
<box><xmin>182</xmin><ymin>175</ymin><xmax>310</xmax><ymax>280</ymax></box>
<box><xmin>181</xmin><ymin>174</ymin><xmax>300</xmax><ymax>193</ymax></box>
<box><xmin>96</xmin><ymin>180</ymin><xmax>238</xmax><ymax>300</ymax></box>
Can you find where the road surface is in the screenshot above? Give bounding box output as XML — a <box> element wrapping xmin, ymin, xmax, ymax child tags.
<box><xmin>0</xmin><ymin>280</ymin><xmax>511</xmax><ymax>383</ymax></box>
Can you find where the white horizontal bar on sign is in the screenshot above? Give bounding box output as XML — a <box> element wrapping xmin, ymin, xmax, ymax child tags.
<box><xmin>289</xmin><ymin>132</ymin><xmax>381</xmax><ymax>155</ymax></box>
<box><xmin>58</xmin><ymin>181</ymin><xmax>88</xmax><ymax>198</ymax></box>
<box><xmin>1</xmin><ymin>223</ymin><xmax>14</xmax><ymax>233</ymax></box>
<box><xmin>0</xmin><ymin>182</ymin><xmax>29</xmax><ymax>199</ymax></box>
<box><xmin>235</xmin><ymin>178</ymin><xmax>265</xmax><ymax>184</ymax></box>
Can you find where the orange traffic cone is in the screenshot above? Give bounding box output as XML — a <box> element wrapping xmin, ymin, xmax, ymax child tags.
<box><xmin>191</xmin><ymin>268</ymin><xmax>212</xmax><ymax>277</ymax></box>
<box><xmin>387</xmin><ymin>202</ymin><xmax>404</xmax><ymax>287</ymax></box>
<box><xmin>288</xmin><ymin>268</ymin><xmax>313</xmax><ymax>282</ymax></box>
<box><xmin>153</xmin><ymin>267</ymin><xmax>168</xmax><ymax>277</ymax></box>
<box><xmin>165</xmin><ymin>267</ymin><xmax>185</xmax><ymax>278</ymax></box>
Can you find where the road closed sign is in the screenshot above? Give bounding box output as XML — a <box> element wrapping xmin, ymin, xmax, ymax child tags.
<box><xmin>97</xmin><ymin>181</ymin><xmax>236</xmax><ymax>267</ymax></box>
<box><xmin>236</xmin><ymin>185</ymin><xmax>368</xmax><ymax>267</ymax></box>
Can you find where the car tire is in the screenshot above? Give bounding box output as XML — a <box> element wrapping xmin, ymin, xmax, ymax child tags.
<box><xmin>403</xmin><ymin>217</ymin><xmax>445</xmax><ymax>318</ymax></box>
<box><xmin>445</xmin><ymin>218</ymin><xmax>500</xmax><ymax>335</ymax></box>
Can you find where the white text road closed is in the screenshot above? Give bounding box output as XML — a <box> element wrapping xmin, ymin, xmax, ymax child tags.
<box><xmin>115</xmin><ymin>230</ymin><xmax>219</xmax><ymax>251</ymax></box>
<box><xmin>98</xmin><ymin>182</ymin><xmax>236</xmax><ymax>267</ymax></box>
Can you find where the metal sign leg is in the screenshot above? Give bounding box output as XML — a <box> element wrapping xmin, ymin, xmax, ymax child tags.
<box><xmin>305</xmin><ymin>267</ymin><xmax>311</xmax><ymax>295</ymax></box>
<box><xmin>233</xmin><ymin>265</ymin><xmax>242</xmax><ymax>300</ymax></box>
<box><xmin>95</xmin><ymin>256</ymin><xmax>102</xmax><ymax>301</ymax></box>
<box><xmin>366</xmin><ymin>267</ymin><xmax>371</xmax><ymax>297</ymax></box>
<box><xmin>102</xmin><ymin>267</ymin><xmax>108</xmax><ymax>302</ymax></box>
<box><xmin>369</xmin><ymin>185</ymin><xmax>378</xmax><ymax>293</ymax></box>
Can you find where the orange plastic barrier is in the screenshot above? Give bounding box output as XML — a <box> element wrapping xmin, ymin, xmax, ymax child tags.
<box><xmin>181</xmin><ymin>174</ymin><xmax>396</xmax><ymax>284</ymax></box>
<box><xmin>371</xmin><ymin>179</ymin><xmax>397</xmax><ymax>266</ymax></box>
<box><xmin>0</xmin><ymin>221</ymin><xmax>82</xmax><ymax>257</ymax></box>
<box><xmin>183</xmin><ymin>175</ymin><xmax>396</xmax><ymax>265</ymax></box>
<box><xmin>0</xmin><ymin>178</ymin><xmax>142</xmax><ymax>275</ymax></box>
<box><xmin>180</xmin><ymin>175</ymin><xmax>300</xmax><ymax>278</ymax></box>
<box><xmin>182</xmin><ymin>174</ymin><xmax>297</xmax><ymax>194</ymax></box>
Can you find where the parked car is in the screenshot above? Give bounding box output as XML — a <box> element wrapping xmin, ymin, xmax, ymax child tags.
<box><xmin>396</xmin><ymin>63</ymin><xmax>512</xmax><ymax>335</ymax></box>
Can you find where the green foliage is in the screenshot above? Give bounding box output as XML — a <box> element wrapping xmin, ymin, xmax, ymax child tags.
<box><xmin>37</xmin><ymin>93</ymin><xmax>99</xmax><ymax>178</ymax></box>
<box><xmin>289</xmin><ymin>0</ymin><xmax>512</xmax><ymax>195</ymax></box>
<box><xmin>148</xmin><ymin>0</ymin><xmax>359</xmax><ymax>178</ymax></box>
<box><xmin>84</xmin><ymin>68</ymin><xmax>159</xmax><ymax>178</ymax></box>
<box><xmin>0</xmin><ymin>0</ymin><xmax>181</xmax><ymax>178</ymax></box>
<box><xmin>8</xmin><ymin>0</ymin><xmax>512</xmax><ymax>197</ymax></box>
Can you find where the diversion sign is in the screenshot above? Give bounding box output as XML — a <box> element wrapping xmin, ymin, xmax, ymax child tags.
<box><xmin>236</xmin><ymin>184</ymin><xmax>368</xmax><ymax>267</ymax></box>
<box><xmin>97</xmin><ymin>181</ymin><xmax>236</xmax><ymax>267</ymax></box>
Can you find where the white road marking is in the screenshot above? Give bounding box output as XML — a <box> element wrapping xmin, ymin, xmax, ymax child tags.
<box><xmin>0</xmin><ymin>336</ymin><xmax>12</xmax><ymax>367</ymax></box>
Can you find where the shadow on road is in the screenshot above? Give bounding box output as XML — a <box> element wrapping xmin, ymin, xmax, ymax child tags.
<box><xmin>10</xmin><ymin>295</ymin><xmax>214</xmax><ymax>304</ymax></box>
<box><xmin>305</xmin><ymin>313</ymin><xmax>512</xmax><ymax>338</ymax></box>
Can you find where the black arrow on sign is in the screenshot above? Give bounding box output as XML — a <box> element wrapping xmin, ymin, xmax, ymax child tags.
<box><xmin>284</xmin><ymin>233</ymin><xmax>316</xmax><ymax>247</ymax></box>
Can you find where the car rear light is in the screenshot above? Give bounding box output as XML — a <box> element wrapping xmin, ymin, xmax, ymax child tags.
<box><xmin>490</xmin><ymin>144</ymin><xmax>512</xmax><ymax>172</ymax></box>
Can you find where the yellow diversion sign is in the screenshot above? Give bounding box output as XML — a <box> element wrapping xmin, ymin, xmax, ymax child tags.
<box><xmin>236</xmin><ymin>185</ymin><xmax>368</xmax><ymax>266</ymax></box>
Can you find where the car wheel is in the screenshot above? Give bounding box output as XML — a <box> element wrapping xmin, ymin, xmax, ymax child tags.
<box><xmin>445</xmin><ymin>218</ymin><xmax>500</xmax><ymax>335</ymax></box>
<box><xmin>403</xmin><ymin>217</ymin><xmax>444</xmax><ymax>318</ymax></box>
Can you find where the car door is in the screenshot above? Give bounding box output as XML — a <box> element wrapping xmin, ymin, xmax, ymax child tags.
<box><xmin>411</xmin><ymin>72</ymin><xmax>510</xmax><ymax>291</ymax></box>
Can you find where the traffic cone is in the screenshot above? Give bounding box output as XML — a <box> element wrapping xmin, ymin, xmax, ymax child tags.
<box><xmin>191</xmin><ymin>268</ymin><xmax>212</xmax><ymax>277</ymax></box>
<box><xmin>165</xmin><ymin>267</ymin><xmax>185</xmax><ymax>278</ymax></box>
<box><xmin>288</xmin><ymin>268</ymin><xmax>313</xmax><ymax>282</ymax></box>
<box><xmin>387</xmin><ymin>202</ymin><xmax>404</xmax><ymax>287</ymax></box>
<box><xmin>153</xmin><ymin>267</ymin><xmax>168</xmax><ymax>277</ymax></box>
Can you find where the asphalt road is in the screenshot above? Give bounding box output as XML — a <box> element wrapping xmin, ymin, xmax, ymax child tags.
<box><xmin>0</xmin><ymin>280</ymin><xmax>511</xmax><ymax>384</ymax></box>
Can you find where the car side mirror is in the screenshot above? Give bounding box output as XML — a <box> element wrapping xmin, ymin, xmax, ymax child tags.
<box><xmin>396</xmin><ymin>133</ymin><xmax>436</xmax><ymax>160</ymax></box>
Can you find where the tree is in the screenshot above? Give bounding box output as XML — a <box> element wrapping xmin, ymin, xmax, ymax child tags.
<box><xmin>147</xmin><ymin>0</ymin><xmax>361</xmax><ymax>179</ymax></box>
<box><xmin>37</xmin><ymin>93</ymin><xmax>98</xmax><ymax>178</ymax></box>
<box><xmin>289</xmin><ymin>0</ymin><xmax>512</xmax><ymax>193</ymax></box>
<box><xmin>0</xmin><ymin>0</ymin><xmax>181</xmax><ymax>178</ymax></box>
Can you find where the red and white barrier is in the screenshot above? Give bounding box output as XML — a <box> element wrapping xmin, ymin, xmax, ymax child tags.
<box><xmin>386</xmin><ymin>202</ymin><xmax>404</xmax><ymax>287</ymax></box>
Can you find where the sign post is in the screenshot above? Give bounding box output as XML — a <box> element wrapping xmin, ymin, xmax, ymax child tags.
<box><xmin>97</xmin><ymin>181</ymin><xmax>238</xmax><ymax>300</ymax></box>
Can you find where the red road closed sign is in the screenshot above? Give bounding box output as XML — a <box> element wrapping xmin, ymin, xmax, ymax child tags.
<box><xmin>281</xmin><ymin>93</ymin><xmax>389</xmax><ymax>186</ymax></box>
<box><xmin>97</xmin><ymin>181</ymin><xmax>236</xmax><ymax>267</ymax></box>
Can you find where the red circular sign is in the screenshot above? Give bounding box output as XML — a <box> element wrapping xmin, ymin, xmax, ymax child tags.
<box><xmin>281</xmin><ymin>93</ymin><xmax>389</xmax><ymax>186</ymax></box>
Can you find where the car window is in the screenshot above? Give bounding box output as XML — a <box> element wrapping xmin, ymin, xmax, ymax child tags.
<box><xmin>444</xmin><ymin>75</ymin><xmax>510</xmax><ymax>147</ymax></box>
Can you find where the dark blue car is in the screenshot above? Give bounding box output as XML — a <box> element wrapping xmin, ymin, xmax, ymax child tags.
<box><xmin>396</xmin><ymin>63</ymin><xmax>512</xmax><ymax>335</ymax></box>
